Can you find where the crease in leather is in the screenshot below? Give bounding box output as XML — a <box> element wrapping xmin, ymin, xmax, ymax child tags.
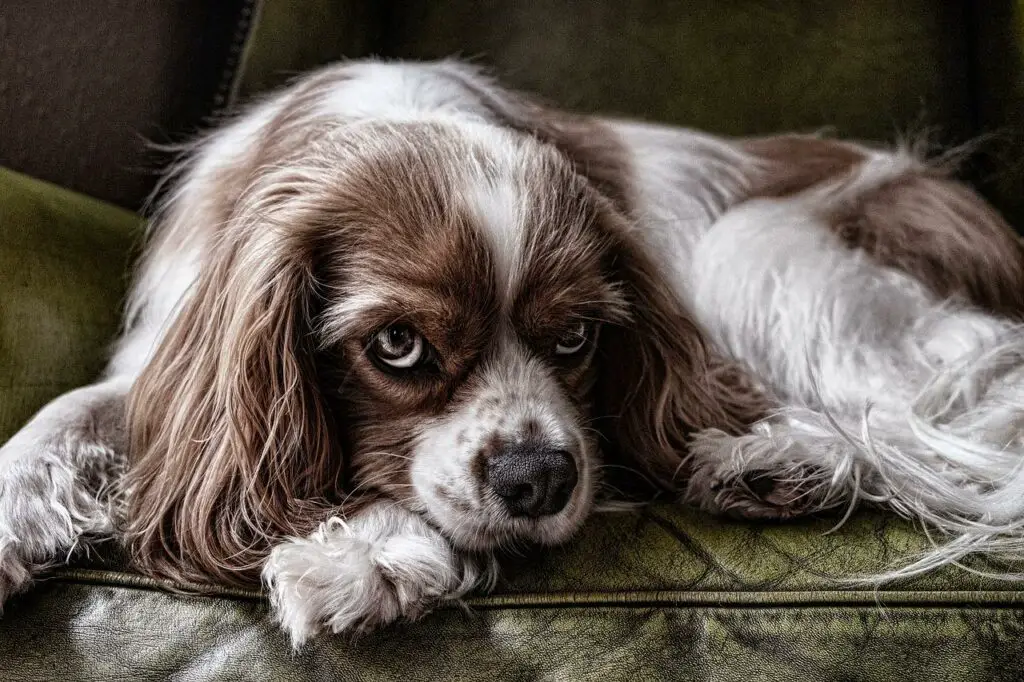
<box><xmin>45</xmin><ymin>568</ymin><xmax>1024</xmax><ymax>609</ymax></box>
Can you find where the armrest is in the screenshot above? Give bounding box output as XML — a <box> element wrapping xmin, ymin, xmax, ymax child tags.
<box><xmin>0</xmin><ymin>167</ymin><xmax>141</xmax><ymax>442</ymax></box>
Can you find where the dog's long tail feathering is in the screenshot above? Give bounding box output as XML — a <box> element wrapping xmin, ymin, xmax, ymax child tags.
<box><xmin>688</xmin><ymin>144</ymin><xmax>1024</xmax><ymax>582</ymax></box>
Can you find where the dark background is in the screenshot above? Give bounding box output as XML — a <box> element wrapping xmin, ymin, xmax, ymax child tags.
<box><xmin>1</xmin><ymin>1</ymin><xmax>1021</xmax><ymax>229</ymax></box>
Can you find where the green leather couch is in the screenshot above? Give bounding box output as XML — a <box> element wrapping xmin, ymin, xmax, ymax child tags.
<box><xmin>2</xmin><ymin>2</ymin><xmax>1024</xmax><ymax>679</ymax></box>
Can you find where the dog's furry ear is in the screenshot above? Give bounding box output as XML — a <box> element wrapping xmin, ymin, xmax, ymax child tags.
<box><xmin>125</xmin><ymin>155</ymin><xmax>343</xmax><ymax>588</ymax></box>
<box><xmin>591</xmin><ymin>229</ymin><xmax>773</xmax><ymax>493</ymax></box>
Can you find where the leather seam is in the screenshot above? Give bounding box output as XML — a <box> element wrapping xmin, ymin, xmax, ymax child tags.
<box><xmin>215</xmin><ymin>0</ymin><xmax>262</xmax><ymax>112</ymax></box>
<box><xmin>46</xmin><ymin>569</ymin><xmax>1024</xmax><ymax>609</ymax></box>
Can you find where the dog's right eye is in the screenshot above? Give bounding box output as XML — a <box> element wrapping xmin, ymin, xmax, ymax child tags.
<box><xmin>554</xmin><ymin>320</ymin><xmax>592</xmax><ymax>356</ymax></box>
<box><xmin>370</xmin><ymin>324</ymin><xmax>427</xmax><ymax>369</ymax></box>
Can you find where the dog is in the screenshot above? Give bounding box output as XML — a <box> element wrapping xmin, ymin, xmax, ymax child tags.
<box><xmin>1</xmin><ymin>59</ymin><xmax>1023</xmax><ymax>647</ymax></box>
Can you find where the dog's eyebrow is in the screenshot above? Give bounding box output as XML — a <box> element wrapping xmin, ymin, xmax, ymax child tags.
<box><xmin>319</xmin><ymin>290</ymin><xmax>394</xmax><ymax>342</ymax></box>
<box><xmin>319</xmin><ymin>283</ymin><xmax>469</xmax><ymax>345</ymax></box>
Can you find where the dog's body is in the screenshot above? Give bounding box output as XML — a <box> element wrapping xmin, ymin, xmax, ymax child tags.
<box><xmin>2</xmin><ymin>60</ymin><xmax>1023</xmax><ymax>646</ymax></box>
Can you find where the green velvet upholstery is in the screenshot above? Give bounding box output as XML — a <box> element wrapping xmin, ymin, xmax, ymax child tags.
<box><xmin>3</xmin><ymin>2</ymin><xmax>1024</xmax><ymax>679</ymax></box>
<box><xmin>0</xmin><ymin>168</ymin><xmax>140</xmax><ymax>443</ymax></box>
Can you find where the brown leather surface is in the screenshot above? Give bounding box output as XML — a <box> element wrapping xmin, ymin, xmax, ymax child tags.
<box><xmin>0</xmin><ymin>0</ymin><xmax>254</xmax><ymax>210</ymax></box>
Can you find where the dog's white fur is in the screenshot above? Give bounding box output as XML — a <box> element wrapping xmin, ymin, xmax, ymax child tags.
<box><xmin>1</xmin><ymin>60</ymin><xmax>1023</xmax><ymax>647</ymax></box>
<box><xmin>683</xmin><ymin>159</ymin><xmax>1024</xmax><ymax>565</ymax></box>
<box><xmin>264</xmin><ymin>502</ymin><xmax>497</xmax><ymax>643</ymax></box>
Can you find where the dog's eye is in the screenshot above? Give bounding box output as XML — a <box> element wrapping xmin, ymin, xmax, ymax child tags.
<box><xmin>371</xmin><ymin>324</ymin><xmax>425</xmax><ymax>368</ymax></box>
<box><xmin>555</xmin><ymin>321</ymin><xmax>591</xmax><ymax>355</ymax></box>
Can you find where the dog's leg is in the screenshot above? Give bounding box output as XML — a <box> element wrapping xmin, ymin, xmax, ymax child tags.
<box><xmin>683</xmin><ymin>175</ymin><xmax>1024</xmax><ymax>529</ymax></box>
<box><xmin>0</xmin><ymin>375</ymin><xmax>130</xmax><ymax>604</ymax></box>
<box><xmin>263</xmin><ymin>501</ymin><xmax>495</xmax><ymax>648</ymax></box>
<box><xmin>681</xmin><ymin>420</ymin><xmax>852</xmax><ymax>521</ymax></box>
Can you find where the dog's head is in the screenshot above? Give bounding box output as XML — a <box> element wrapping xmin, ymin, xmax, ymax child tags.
<box><xmin>296</xmin><ymin>119</ymin><xmax>638</xmax><ymax>553</ymax></box>
<box><xmin>125</xmin><ymin>64</ymin><xmax>760</xmax><ymax>585</ymax></box>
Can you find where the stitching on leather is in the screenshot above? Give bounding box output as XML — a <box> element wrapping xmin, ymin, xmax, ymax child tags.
<box><xmin>47</xmin><ymin>569</ymin><xmax>1024</xmax><ymax>609</ymax></box>
<box><xmin>51</xmin><ymin>568</ymin><xmax>263</xmax><ymax>600</ymax></box>
<box><xmin>213</xmin><ymin>0</ymin><xmax>262</xmax><ymax>113</ymax></box>
<box><xmin>461</xmin><ymin>591</ymin><xmax>1024</xmax><ymax>611</ymax></box>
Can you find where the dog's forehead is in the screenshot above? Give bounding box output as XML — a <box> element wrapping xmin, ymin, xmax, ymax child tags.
<box><xmin>322</xmin><ymin>123</ymin><xmax>614</xmax><ymax>349</ymax></box>
<box><xmin>356</xmin><ymin>134</ymin><xmax>598</xmax><ymax>280</ymax></box>
<box><xmin>455</xmin><ymin>136</ymin><xmax>611</xmax><ymax>312</ymax></box>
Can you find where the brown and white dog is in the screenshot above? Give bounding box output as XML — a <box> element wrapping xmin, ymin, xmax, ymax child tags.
<box><xmin>1</xmin><ymin>60</ymin><xmax>1023</xmax><ymax>646</ymax></box>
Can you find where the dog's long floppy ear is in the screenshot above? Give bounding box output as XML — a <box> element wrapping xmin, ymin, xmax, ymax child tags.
<box><xmin>125</xmin><ymin>135</ymin><xmax>344</xmax><ymax>588</ymax></box>
<box><xmin>591</xmin><ymin>225</ymin><xmax>774</xmax><ymax>492</ymax></box>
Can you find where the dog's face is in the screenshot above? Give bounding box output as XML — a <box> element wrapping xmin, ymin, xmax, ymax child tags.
<box><xmin>127</xmin><ymin>102</ymin><xmax>737</xmax><ymax>587</ymax></box>
<box><xmin>315</xmin><ymin>120</ymin><xmax>631</xmax><ymax>550</ymax></box>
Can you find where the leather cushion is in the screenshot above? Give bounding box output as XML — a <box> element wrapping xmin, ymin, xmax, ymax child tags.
<box><xmin>4</xmin><ymin>505</ymin><xmax>1024</xmax><ymax>680</ymax></box>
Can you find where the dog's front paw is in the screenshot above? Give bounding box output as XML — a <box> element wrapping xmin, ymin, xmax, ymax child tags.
<box><xmin>0</xmin><ymin>539</ymin><xmax>33</xmax><ymax>607</ymax></box>
<box><xmin>682</xmin><ymin>428</ymin><xmax>839</xmax><ymax>521</ymax></box>
<box><xmin>263</xmin><ymin>505</ymin><xmax>489</xmax><ymax>647</ymax></box>
<box><xmin>703</xmin><ymin>466</ymin><xmax>831</xmax><ymax>520</ymax></box>
<box><xmin>0</xmin><ymin>445</ymin><xmax>118</xmax><ymax>608</ymax></box>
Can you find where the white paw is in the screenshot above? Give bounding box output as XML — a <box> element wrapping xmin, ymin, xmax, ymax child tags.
<box><xmin>263</xmin><ymin>504</ymin><xmax>490</xmax><ymax>647</ymax></box>
<box><xmin>0</xmin><ymin>444</ymin><xmax>117</xmax><ymax>607</ymax></box>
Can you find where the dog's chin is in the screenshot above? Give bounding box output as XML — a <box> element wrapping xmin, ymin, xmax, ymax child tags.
<box><xmin>436</xmin><ymin>509</ymin><xmax>591</xmax><ymax>553</ymax></box>
<box><xmin>420</xmin><ymin>482</ymin><xmax>597</xmax><ymax>553</ymax></box>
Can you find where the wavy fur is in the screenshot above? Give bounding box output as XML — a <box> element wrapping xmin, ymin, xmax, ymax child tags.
<box><xmin>1</xmin><ymin>60</ymin><xmax>1023</xmax><ymax>646</ymax></box>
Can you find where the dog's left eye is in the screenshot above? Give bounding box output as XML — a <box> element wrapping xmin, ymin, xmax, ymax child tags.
<box><xmin>371</xmin><ymin>324</ymin><xmax>426</xmax><ymax>368</ymax></box>
<box><xmin>555</xmin><ymin>321</ymin><xmax>591</xmax><ymax>355</ymax></box>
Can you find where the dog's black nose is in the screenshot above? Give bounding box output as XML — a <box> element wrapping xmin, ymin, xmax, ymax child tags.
<box><xmin>487</xmin><ymin>443</ymin><xmax>578</xmax><ymax>518</ymax></box>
